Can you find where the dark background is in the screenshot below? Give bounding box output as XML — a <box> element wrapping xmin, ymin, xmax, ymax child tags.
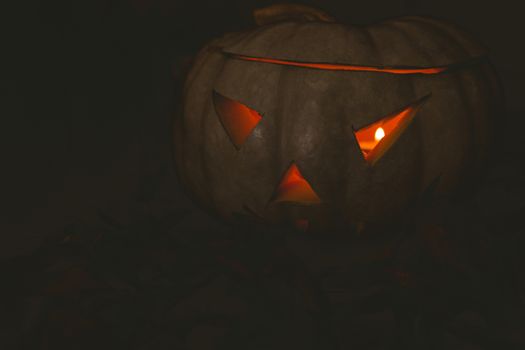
<box><xmin>2</xmin><ymin>1</ymin><xmax>525</xmax><ymax>349</ymax></box>
<box><xmin>3</xmin><ymin>0</ymin><xmax>525</xmax><ymax>258</ymax></box>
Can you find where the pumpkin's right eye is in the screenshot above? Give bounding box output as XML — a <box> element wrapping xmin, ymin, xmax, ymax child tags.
<box><xmin>353</xmin><ymin>95</ymin><xmax>430</xmax><ymax>165</ymax></box>
<box><xmin>213</xmin><ymin>91</ymin><xmax>262</xmax><ymax>149</ymax></box>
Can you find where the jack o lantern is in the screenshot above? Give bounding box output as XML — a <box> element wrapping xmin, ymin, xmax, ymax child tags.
<box><xmin>173</xmin><ymin>4</ymin><xmax>502</xmax><ymax>233</ymax></box>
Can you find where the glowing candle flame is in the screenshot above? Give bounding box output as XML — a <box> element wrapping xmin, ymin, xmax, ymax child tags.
<box><xmin>374</xmin><ymin>127</ymin><xmax>385</xmax><ymax>142</ymax></box>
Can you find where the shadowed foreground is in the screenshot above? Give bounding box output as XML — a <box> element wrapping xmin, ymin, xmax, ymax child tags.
<box><xmin>1</xmin><ymin>154</ymin><xmax>524</xmax><ymax>350</ymax></box>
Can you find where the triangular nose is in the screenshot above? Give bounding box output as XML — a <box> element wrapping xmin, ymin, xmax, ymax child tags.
<box><xmin>272</xmin><ymin>163</ymin><xmax>321</xmax><ymax>205</ymax></box>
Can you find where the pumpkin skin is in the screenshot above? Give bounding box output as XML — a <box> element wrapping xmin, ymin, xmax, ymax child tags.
<box><xmin>173</xmin><ymin>13</ymin><xmax>502</xmax><ymax>233</ymax></box>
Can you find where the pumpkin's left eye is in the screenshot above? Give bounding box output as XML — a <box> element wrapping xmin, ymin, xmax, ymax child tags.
<box><xmin>354</xmin><ymin>95</ymin><xmax>429</xmax><ymax>165</ymax></box>
<box><xmin>213</xmin><ymin>91</ymin><xmax>262</xmax><ymax>149</ymax></box>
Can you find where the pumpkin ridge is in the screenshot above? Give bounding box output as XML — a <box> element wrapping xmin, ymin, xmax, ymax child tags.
<box><xmin>401</xmin><ymin>16</ymin><xmax>486</xmax><ymax>58</ymax></box>
<box><xmin>477</xmin><ymin>62</ymin><xmax>504</xmax><ymax>158</ymax></box>
<box><xmin>273</xmin><ymin>61</ymin><xmax>290</xmax><ymax>201</ymax></box>
<box><xmin>185</xmin><ymin>46</ymin><xmax>224</xmax><ymax>100</ymax></box>
<box><xmin>265</xmin><ymin>22</ymin><xmax>304</xmax><ymax>60</ymax></box>
<box><xmin>454</xmin><ymin>64</ymin><xmax>498</xmax><ymax>193</ymax></box>
<box><xmin>201</xmin><ymin>56</ymin><xmax>229</xmax><ymax>210</ymax></box>
<box><xmin>383</xmin><ymin>21</ymin><xmax>439</xmax><ymax>67</ymax></box>
<box><xmin>410</xmin><ymin>77</ymin><xmax>427</xmax><ymax>198</ymax></box>
<box><xmin>340</xmin><ymin>23</ymin><xmax>377</xmax><ymax>73</ymax></box>
<box><xmin>456</xmin><ymin>70</ymin><xmax>478</xmax><ymax>189</ymax></box>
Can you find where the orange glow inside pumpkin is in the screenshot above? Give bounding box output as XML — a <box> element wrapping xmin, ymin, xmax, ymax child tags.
<box><xmin>272</xmin><ymin>163</ymin><xmax>321</xmax><ymax>205</ymax></box>
<box><xmin>232</xmin><ymin>54</ymin><xmax>447</xmax><ymax>75</ymax></box>
<box><xmin>354</xmin><ymin>99</ymin><xmax>426</xmax><ymax>165</ymax></box>
<box><xmin>213</xmin><ymin>91</ymin><xmax>262</xmax><ymax>149</ymax></box>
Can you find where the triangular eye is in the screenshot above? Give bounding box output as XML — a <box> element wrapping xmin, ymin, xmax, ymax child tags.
<box><xmin>354</xmin><ymin>95</ymin><xmax>430</xmax><ymax>165</ymax></box>
<box><xmin>213</xmin><ymin>91</ymin><xmax>262</xmax><ymax>149</ymax></box>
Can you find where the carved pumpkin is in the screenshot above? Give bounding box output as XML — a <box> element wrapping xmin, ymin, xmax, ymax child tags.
<box><xmin>173</xmin><ymin>5</ymin><xmax>502</xmax><ymax>233</ymax></box>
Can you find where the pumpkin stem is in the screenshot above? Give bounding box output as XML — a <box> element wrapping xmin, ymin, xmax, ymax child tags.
<box><xmin>253</xmin><ymin>4</ymin><xmax>336</xmax><ymax>26</ymax></box>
